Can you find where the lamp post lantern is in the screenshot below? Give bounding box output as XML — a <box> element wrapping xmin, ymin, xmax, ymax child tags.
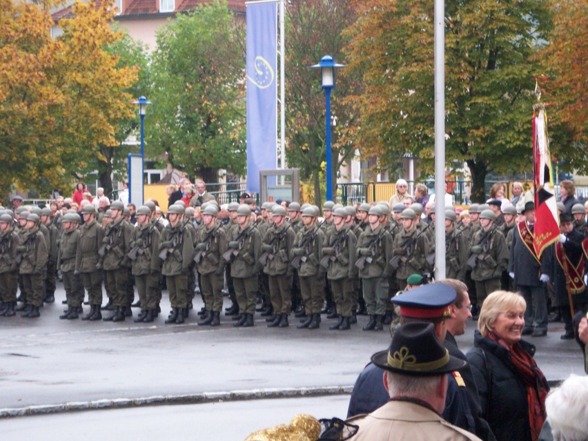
<box><xmin>133</xmin><ymin>96</ymin><xmax>151</xmax><ymax>204</ymax></box>
<box><xmin>309</xmin><ymin>55</ymin><xmax>344</xmax><ymax>202</ymax></box>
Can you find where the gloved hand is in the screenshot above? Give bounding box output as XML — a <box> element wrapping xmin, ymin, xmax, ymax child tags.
<box><xmin>322</xmin><ymin>247</ymin><xmax>335</xmax><ymax>256</ymax></box>
<box><xmin>228</xmin><ymin>241</ymin><xmax>239</xmax><ymax>250</ymax></box>
<box><xmin>393</xmin><ymin>248</ymin><xmax>407</xmax><ymax>256</ymax></box>
<box><xmin>292</xmin><ymin>248</ymin><xmax>305</xmax><ymax>257</ymax></box>
<box><xmin>261</xmin><ymin>244</ymin><xmax>273</xmax><ymax>253</ymax></box>
<box><xmin>540</xmin><ymin>274</ymin><xmax>550</xmax><ymax>283</ymax></box>
<box><xmin>559</xmin><ymin>234</ymin><xmax>567</xmax><ymax>243</ymax></box>
<box><xmin>160</xmin><ymin>241</ymin><xmax>173</xmax><ymax>248</ymax></box>
<box><xmin>195</xmin><ymin>243</ymin><xmax>207</xmax><ymax>252</ymax></box>
<box><xmin>509</xmin><ymin>272</ymin><xmax>515</xmax><ymax>279</ymax></box>
<box><xmin>356</xmin><ymin>248</ymin><xmax>369</xmax><ymax>256</ymax></box>
<box><xmin>471</xmin><ymin>245</ymin><xmax>482</xmax><ymax>255</ymax></box>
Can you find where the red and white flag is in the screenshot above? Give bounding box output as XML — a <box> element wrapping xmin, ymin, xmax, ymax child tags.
<box><xmin>532</xmin><ymin>101</ymin><xmax>559</xmax><ymax>258</ymax></box>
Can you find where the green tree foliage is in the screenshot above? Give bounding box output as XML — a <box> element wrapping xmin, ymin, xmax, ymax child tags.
<box><xmin>285</xmin><ymin>0</ymin><xmax>357</xmax><ymax>206</ymax></box>
<box><xmin>148</xmin><ymin>0</ymin><xmax>246</xmax><ymax>184</ymax></box>
<box><xmin>539</xmin><ymin>0</ymin><xmax>588</xmax><ymax>174</ymax></box>
<box><xmin>345</xmin><ymin>0</ymin><xmax>552</xmax><ymax>201</ymax></box>
<box><xmin>0</xmin><ymin>0</ymin><xmax>138</xmax><ymax>197</ymax></box>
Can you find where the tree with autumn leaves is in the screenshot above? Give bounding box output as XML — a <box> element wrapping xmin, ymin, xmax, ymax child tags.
<box><xmin>0</xmin><ymin>0</ymin><xmax>138</xmax><ymax>198</ymax></box>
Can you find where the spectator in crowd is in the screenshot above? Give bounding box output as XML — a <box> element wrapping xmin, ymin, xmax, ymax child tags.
<box><xmin>72</xmin><ymin>182</ymin><xmax>86</xmax><ymax>206</ymax></box>
<box><xmin>559</xmin><ymin>179</ymin><xmax>578</xmax><ymax>214</ymax></box>
<box><xmin>93</xmin><ymin>188</ymin><xmax>109</xmax><ymax>209</ymax></box>
<box><xmin>467</xmin><ymin>290</ymin><xmax>549</xmax><ymax>441</ymax></box>
<box><xmin>543</xmin><ymin>374</ymin><xmax>588</xmax><ymax>441</ymax></box>
<box><xmin>488</xmin><ymin>182</ymin><xmax>506</xmax><ymax>201</ymax></box>
<box><xmin>414</xmin><ymin>183</ymin><xmax>429</xmax><ymax>208</ymax></box>
<box><xmin>511</xmin><ymin>182</ymin><xmax>524</xmax><ymax>206</ymax></box>
<box><xmin>389</xmin><ymin>178</ymin><xmax>411</xmax><ymax>206</ymax></box>
<box><xmin>118</xmin><ymin>182</ymin><xmax>129</xmax><ymax>204</ymax></box>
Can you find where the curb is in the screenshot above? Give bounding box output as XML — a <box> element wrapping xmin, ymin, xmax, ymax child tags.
<box><xmin>0</xmin><ymin>385</ymin><xmax>354</xmax><ymax>419</ymax></box>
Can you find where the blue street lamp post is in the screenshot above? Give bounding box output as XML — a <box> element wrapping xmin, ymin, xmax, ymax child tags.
<box><xmin>133</xmin><ymin>96</ymin><xmax>151</xmax><ymax>203</ymax></box>
<box><xmin>310</xmin><ymin>56</ymin><xmax>344</xmax><ymax>202</ymax></box>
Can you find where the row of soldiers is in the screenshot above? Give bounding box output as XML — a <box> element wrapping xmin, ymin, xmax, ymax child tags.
<box><xmin>0</xmin><ymin>196</ymin><xmax>587</xmax><ymax>332</ymax></box>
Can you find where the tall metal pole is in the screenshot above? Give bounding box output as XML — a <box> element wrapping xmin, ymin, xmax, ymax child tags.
<box><xmin>434</xmin><ymin>0</ymin><xmax>446</xmax><ymax>279</ymax></box>
<box><xmin>324</xmin><ymin>86</ymin><xmax>333</xmax><ymax>202</ymax></box>
<box><xmin>279</xmin><ymin>0</ymin><xmax>285</xmax><ymax>171</ymax></box>
<box><xmin>139</xmin><ymin>112</ymin><xmax>145</xmax><ymax>204</ymax></box>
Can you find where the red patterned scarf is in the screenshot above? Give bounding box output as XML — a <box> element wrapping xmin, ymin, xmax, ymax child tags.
<box><xmin>488</xmin><ymin>332</ymin><xmax>549</xmax><ymax>441</ymax></box>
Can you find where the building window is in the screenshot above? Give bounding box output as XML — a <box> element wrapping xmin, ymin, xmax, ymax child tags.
<box><xmin>160</xmin><ymin>0</ymin><xmax>174</xmax><ymax>12</ymax></box>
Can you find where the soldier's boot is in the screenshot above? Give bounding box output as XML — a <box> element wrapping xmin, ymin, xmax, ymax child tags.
<box><xmin>89</xmin><ymin>306</ymin><xmax>102</xmax><ymax>321</ymax></box>
<box><xmin>67</xmin><ymin>308</ymin><xmax>79</xmax><ymax>320</ymax></box>
<box><xmin>265</xmin><ymin>314</ymin><xmax>278</xmax><ymax>323</ymax></box>
<box><xmin>131</xmin><ymin>299</ymin><xmax>141</xmax><ymax>308</ymax></box>
<box><xmin>350</xmin><ymin>312</ymin><xmax>357</xmax><ymax>325</ymax></box>
<box><xmin>278</xmin><ymin>314</ymin><xmax>289</xmax><ymax>328</ymax></box>
<box><xmin>175</xmin><ymin>309</ymin><xmax>185</xmax><ymax>324</ymax></box>
<box><xmin>165</xmin><ymin>309</ymin><xmax>178</xmax><ymax>324</ymax></box>
<box><xmin>267</xmin><ymin>314</ymin><xmax>282</xmax><ymax>328</ymax></box>
<box><xmin>101</xmin><ymin>299</ymin><xmax>114</xmax><ymax>311</ymax></box>
<box><xmin>0</xmin><ymin>302</ymin><xmax>6</xmax><ymax>315</ymax></box>
<box><xmin>260</xmin><ymin>305</ymin><xmax>273</xmax><ymax>317</ymax></box>
<box><xmin>197</xmin><ymin>307</ymin><xmax>207</xmax><ymax>317</ymax></box>
<box><xmin>308</xmin><ymin>314</ymin><xmax>321</xmax><ymax>330</ymax></box>
<box><xmin>225</xmin><ymin>303</ymin><xmax>239</xmax><ymax>316</ymax></box>
<box><xmin>134</xmin><ymin>310</ymin><xmax>147</xmax><ymax>323</ymax></box>
<box><xmin>103</xmin><ymin>308</ymin><xmax>118</xmax><ymax>321</ymax></box>
<box><xmin>44</xmin><ymin>293</ymin><xmax>55</xmax><ymax>303</ymax></box>
<box><xmin>339</xmin><ymin>316</ymin><xmax>351</xmax><ymax>331</ymax></box>
<box><xmin>112</xmin><ymin>308</ymin><xmax>126</xmax><ymax>322</ymax></box>
<box><xmin>26</xmin><ymin>306</ymin><xmax>40</xmax><ymax>318</ymax></box>
<box><xmin>363</xmin><ymin>315</ymin><xmax>376</xmax><ymax>331</ymax></box>
<box><xmin>231</xmin><ymin>313</ymin><xmax>243</xmax><ymax>321</ymax></box>
<box><xmin>327</xmin><ymin>309</ymin><xmax>338</xmax><ymax>319</ymax></box>
<box><xmin>234</xmin><ymin>313</ymin><xmax>247</xmax><ymax>327</ymax></box>
<box><xmin>20</xmin><ymin>304</ymin><xmax>33</xmax><ymax>317</ymax></box>
<box><xmin>2</xmin><ymin>302</ymin><xmax>16</xmax><ymax>317</ymax></box>
<box><xmin>124</xmin><ymin>306</ymin><xmax>133</xmax><ymax>317</ymax></box>
<box><xmin>242</xmin><ymin>313</ymin><xmax>254</xmax><ymax>328</ymax></box>
<box><xmin>198</xmin><ymin>310</ymin><xmax>213</xmax><ymax>326</ymax></box>
<box><xmin>16</xmin><ymin>302</ymin><xmax>29</xmax><ymax>312</ymax></box>
<box><xmin>297</xmin><ymin>314</ymin><xmax>313</xmax><ymax>329</ymax></box>
<box><xmin>142</xmin><ymin>309</ymin><xmax>155</xmax><ymax>323</ymax></box>
<box><xmin>294</xmin><ymin>305</ymin><xmax>306</xmax><ymax>318</ymax></box>
<box><xmin>374</xmin><ymin>315</ymin><xmax>384</xmax><ymax>331</ymax></box>
<box><xmin>60</xmin><ymin>307</ymin><xmax>72</xmax><ymax>319</ymax></box>
<box><xmin>329</xmin><ymin>316</ymin><xmax>343</xmax><ymax>330</ymax></box>
<box><xmin>383</xmin><ymin>310</ymin><xmax>393</xmax><ymax>325</ymax></box>
<box><xmin>210</xmin><ymin>311</ymin><xmax>221</xmax><ymax>327</ymax></box>
<box><xmin>81</xmin><ymin>305</ymin><xmax>96</xmax><ymax>321</ymax></box>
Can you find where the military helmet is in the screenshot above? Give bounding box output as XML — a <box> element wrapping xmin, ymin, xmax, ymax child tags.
<box><xmin>556</xmin><ymin>202</ymin><xmax>565</xmax><ymax>212</ymax></box>
<box><xmin>136</xmin><ymin>206</ymin><xmax>151</xmax><ymax>216</ymax></box>
<box><xmin>572</xmin><ymin>203</ymin><xmax>586</xmax><ymax>215</ymax></box>
<box><xmin>301</xmin><ymin>206</ymin><xmax>317</xmax><ymax>217</ymax></box>
<box><xmin>202</xmin><ymin>205</ymin><xmax>218</xmax><ymax>216</ymax></box>
<box><xmin>110</xmin><ymin>201</ymin><xmax>124</xmax><ymax>211</ymax></box>
<box><xmin>479</xmin><ymin>204</ymin><xmax>490</xmax><ymax>212</ymax></box>
<box><xmin>123</xmin><ymin>207</ymin><xmax>130</xmax><ymax>217</ymax></box>
<box><xmin>392</xmin><ymin>203</ymin><xmax>405</xmax><ymax>213</ymax></box>
<box><xmin>409</xmin><ymin>203</ymin><xmax>423</xmax><ymax>216</ymax></box>
<box><xmin>63</xmin><ymin>213</ymin><xmax>80</xmax><ymax>223</ymax></box>
<box><xmin>333</xmin><ymin>207</ymin><xmax>348</xmax><ymax>218</ymax></box>
<box><xmin>41</xmin><ymin>207</ymin><xmax>52</xmax><ymax>217</ymax></box>
<box><xmin>184</xmin><ymin>207</ymin><xmax>195</xmax><ymax>217</ymax></box>
<box><xmin>26</xmin><ymin>213</ymin><xmax>40</xmax><ymax>223</ymax></box>
<box><xmin>261</xmin><ymin>202</ymin><xmax>274</xmax><ymax>210</ymax></box>
<box><xmin>31</xmin><ymin>207</ymin><xmax>42</xmax><ymax>216</ymax></box>
<box><xmin>168</xmin><ymin>204</ymin><xmax>185</xmax><ymax>215</ymax></box>
<box><xmin>376</xmin><ymin>203</ymin><xmax>390</xmax><ymax>216</ymax></box>
<box><xmin>272</xmin><ymin>205</ymin><xmax>287</xmax><ymax>216</ymax></box>
<box><xmin>288</xmin><ymin>202</ymin><xmax>301</xmax><ymax>212</ymax></box>
<box><xmin>145</xmin><ymin>200</ymin><xmax>156</xmax><ymax>212</ymax></box>
<box><xmin>0</xmin><ymin>213</ymin><xmax>13</xmax><ymax>223</ymax></box>
<box><xmin>400</xmin><ymin>208</ymin><xmax>417</xmax><ymax>220</ymax></box>
<box><xmin>345</xmin><ymin>206</ymin><xmax>356</xmax><ymax>217</ymax></box>
<box><xmin>227</xmin><ymin>202</ymin><xmax>239</xmax><ymax>212</ymax></box>
<box><xmin>104</xmin><ymin>209</ymin><xmax>113</xmax><ymax>218</ymax></box>
<box><xmin>479</xmin><ymin>209</ymin><xmax>496</xmax><ymax>221</ymax></box>
<box><xmin>16</xmin><ymin>206</ymin><xmax>28</xmax><ymax>215</ymax></box>
<box><xmin>81</xmin><ymin>205</ymin><xmax>96</xmax><ymax>215</ymax></box>
<box><xmin>358</xmin><ymin>203</ymin><xmax>371</xmax><ymax>213</ymax></box>
<box><xmin>502</xmin><ymin>205</ymin><xmax>517</xmax><ymax>216</ymax></box>
<box><xmin>236</xmin><ymin>204</ymin><xmax>252</xmax><ymax>216</ymax></box>
<box><xmin>445</xmin><ymin>210</ymin><xmax>457</xmax><ymax>222</ymax></box>
<box><xmin>300</xmin><ymin>203</ymin><xmax>311</xmax><ymax>211</ymax></box>
<box><xmin>322</xmin><ymin>201</ymin><xmax>335</xmax><ymax>211</ymax></box>
<box><xmin>469</xmin><ymin>204</ymin><xmax>480</xmax><ymax>214</ymax></box>
<box><xmin>368</xmin><ymin>206</ymin><xmax>382</xmax><ymax>216</ymax></box>
<box><xmin>175</xmin><ymin>200</ymin><xmax>186</xmax><ymax>208</ymax></box>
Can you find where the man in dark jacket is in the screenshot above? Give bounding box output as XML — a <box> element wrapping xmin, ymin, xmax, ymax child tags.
<box><xmin>509</xmin><ymin>202</ymin><xmax>548</xmax><ymax>337</ymax></box>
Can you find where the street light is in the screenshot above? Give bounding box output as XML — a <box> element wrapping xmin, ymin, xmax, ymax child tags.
<box><xmin>133</xmin><ymin>96</ymin><xmax>150</xmax><ymax>204</ymax></box>
<box><xmin>309</xmin><ymin>55</ymin><xmax>344</xmax><ymax>202</ymax></box>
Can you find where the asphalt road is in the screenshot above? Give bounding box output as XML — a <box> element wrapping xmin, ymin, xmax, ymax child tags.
<box><xmin>0</xmin><ymin>284</ymin><xmax>583</xmax><ymax>420</ymax></box>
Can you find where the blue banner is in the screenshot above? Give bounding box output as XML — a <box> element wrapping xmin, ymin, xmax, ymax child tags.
<box><xmin>246</xmin><ymin>1</ymin><xmax>277</xmax><ymax>194</ymax></box>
